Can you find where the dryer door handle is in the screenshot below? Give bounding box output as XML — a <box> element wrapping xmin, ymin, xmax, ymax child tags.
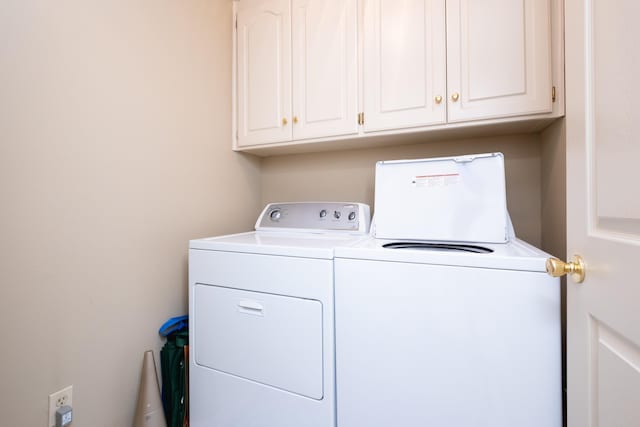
<box><xmin>237</xmin><ymin>300</ymin><xmax>265</xmax><ymax>316</ymax></box>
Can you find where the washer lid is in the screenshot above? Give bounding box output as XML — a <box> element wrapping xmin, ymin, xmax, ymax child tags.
<box><xmin>374</xmin><ymin>152</ymin><xmax>509</xmax><ymax>243</ymax></box>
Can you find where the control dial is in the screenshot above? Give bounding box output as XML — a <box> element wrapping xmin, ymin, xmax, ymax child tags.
<box><xmin>269</xmin><ymin>209</ymin><xmax>282</xmax><ymax>221</ymax></box>
<box><xmin>319</xmin><ymin>209</ymin><xmax>327</xmax><ymax>218</ymax></box>
<box><xmin>348</xmin><ymin>211</ymin><xmax>356</xmax><ymax>221</ymax></box>
<box><xmin>333</xmin><ymin>211</ymin><xmax>341</xmax><ymax>219</ymax></box>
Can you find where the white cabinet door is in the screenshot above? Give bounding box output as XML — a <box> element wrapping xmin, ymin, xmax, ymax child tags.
<box><xmin>446</xmin><ymin>0</ymin><xmax>552</xmax><ymax>122</ymax></box>
<box><xmin>362</xmin><ymin>0</ymin><xmax>447</xmax><ymax>132</ymax></box>
<box><xmin>237</xmin><ymin>0</ymin><xmax>291</xmax><ymax>146</ymax></box>
<box><xmin>292</xmin><ymin>0</ymin><xmax>358</xmax><ymax>140</ymax></box>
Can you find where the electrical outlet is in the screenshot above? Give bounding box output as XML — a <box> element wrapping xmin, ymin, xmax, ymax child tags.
<box><xmin>48</xmin><ymin>385</ymin><xmax>72</xmax><ymax>427</ymax></box>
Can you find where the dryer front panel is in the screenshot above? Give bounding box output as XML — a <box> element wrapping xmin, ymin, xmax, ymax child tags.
<box><xmin>194</xmin><ymin>284</ymin><xmax>324</xmax><ymax>400</ymax></box>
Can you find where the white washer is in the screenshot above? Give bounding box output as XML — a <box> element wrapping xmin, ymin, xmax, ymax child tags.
<box><xmin>189</xmin><ymin>202</ymin><xmax>370</xmax><ymax>427</ymax></box>
<box><xmin>333</xmin><ymin>154</ymin><xmax>562</xmax><ymax>427</ymax></box>
<box><xmin>334</xmin><ymin>238</ymin><xmax>562</xmax><ymax>427</ymax></box>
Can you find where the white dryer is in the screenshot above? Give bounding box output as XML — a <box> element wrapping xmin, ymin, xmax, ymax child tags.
<box><xmin>333</xmin><ymin>154</ymin><xmax>562</xmax><ymax>427</ymax></box>
<box><xmin>188</xmin><ymin>202</ymin><xmax>370</xmax><ymax>427</ymax></box>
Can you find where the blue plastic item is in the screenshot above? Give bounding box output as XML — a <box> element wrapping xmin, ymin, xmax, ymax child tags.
<box><xmin>159</xmin><ymin>315</ymin><xmax>188</xmax><ymax>337</ymax></box>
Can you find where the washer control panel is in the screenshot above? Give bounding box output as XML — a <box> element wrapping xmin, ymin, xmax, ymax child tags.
<box><xmin>255</xmin><ymin>202</ymin><xmax>371</xmax><ymax>233</ymax></box>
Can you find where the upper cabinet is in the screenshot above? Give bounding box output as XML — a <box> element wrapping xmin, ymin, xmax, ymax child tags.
<box><xmin>446</xmin><ymin>0</ymin><xmax>552</xmax><ymax>122</ymax></box>
<box><xmin>237</xmin><ymin>0</ymin><xmax>291</xmax><ymax>146</ymax></box>
<box><xmin>233</xmin><ymin>0</ymin><xmax>563</xmax><ymax>154</ymax></box>
<box><xmin>236</xmin><ymin>0</ymin><xmax>358</xmax><ymax>147</ymax></box>
<box><xmin>362</xmin><ymin>0</ymin><xmax>447</xmax><ymax>132</ymax></box>
<box><xmin>292</xmin><ymin>0</ymin><xmax>358</xmax><ymax>140</ymax></box>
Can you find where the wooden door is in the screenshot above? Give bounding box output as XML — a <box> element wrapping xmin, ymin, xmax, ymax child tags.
<box><xmin>446</xmin><ymin>0</ymin><xmax>552</xmax><ymax>122</ymax></box>
<box><xmin>291</xmin><ymin>0</ymin><xmax>358</xmax><ymax>140</ymax></box>
<box><xmin>565</xmin><ymin>0</ymin><xmax>640</xmax><ymax>425</ymax></box>
<box><xmin>362</xmin><ymin>0</ymin><xmax>446</xmax><ymax>132</ymax></box>
<box><xmin>237</xmin><ymin>0</ymin><xmax>291</xmax><ymax>146</ymax></box>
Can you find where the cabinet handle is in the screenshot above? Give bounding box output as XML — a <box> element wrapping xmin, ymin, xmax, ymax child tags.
<box><xmin>451</xmin><ymin>92</ymin><xmax>460</xmax><ymax>102</ymax></box>
<box><xmin>282</xmin><ymin>117</ymin><xmax>288</xmax><ymax>126</ymax></box>
<box><xmin>293</xmin><ymin>116</ymin><xmax>298</xmax><ymax>124</ymax></box>
<box><xmin>434</xmin><ymin>95</ymin><xmax>443</xmax><ymax>104</ymax></box>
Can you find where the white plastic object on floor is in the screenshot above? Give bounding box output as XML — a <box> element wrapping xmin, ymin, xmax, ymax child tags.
<box><xmin>133</xmin><ymin>350</ymin><xmax>167</xmax><ymax>427</ymax></box>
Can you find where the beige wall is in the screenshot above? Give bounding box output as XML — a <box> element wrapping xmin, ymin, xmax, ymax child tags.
<box><xmin>0</xmin><ymin>1</ymin><xmax>567</xmax><ymax>425</ymax></box>
<box><xmin>262</xmin><ymin>134</ymin><xmax>543</xmax><ymax>246</ymax></box>
<box><xmin>541</xmin><ymin>119</ymin><xmax>567</xmax><ymax>258</ymax></box>
<box><xmin>0</xmin><ymin>1</ymin><xmax>261</xmax><ymax>426</ymax></box>
<box><xmin>540</xmin><ymin>117</ymin><xmax>567</xmax><ymax>416</ymax></box>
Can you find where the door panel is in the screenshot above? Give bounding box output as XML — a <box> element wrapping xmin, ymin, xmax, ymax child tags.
<box><xmin>194</xmin><ymin>284</ymin><xmax>323</xmax><ymax>400</ymax></box>
<box><xmin>566</xmin><ymin>0</ymin><xmax>640</xmax><ymax>425</ymax></box>
<box><xmin>593</xmin><ymin>320</ymin><xmax>640</xmax><ymax>425</ymax></box>
<box><xmin>467</xmin><ymin>1</ymin><xmax>526</xmax><ymax>100</ymax></box>
<box><xmin>292</xmin><ymin>0</ymin><xmax>357</xmax><ymax>140</ymax></box>
<box><xmin>592</xmin><ymin>1</ymin><xmax>640</xmax><ymax>235</ymax></box>
<box><xmin>362</xmin><ymin>0</ymin><xmax>446</xmax><ymax>132</ymax></box>
<box><xmin>447</xmin><ymin>0</ymin><xmax>552</xmax><ymax>122</ymax></box>
<box><xmin>237</xmin><ymin>0</ymin><xmax>291</xmax><ymax>146</ymax></box>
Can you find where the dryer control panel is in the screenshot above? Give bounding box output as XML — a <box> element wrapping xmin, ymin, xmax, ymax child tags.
<box><xmin>255</xmin><ymin>202</ymin><xmax>371</xmax><ymax>234</ymax></box>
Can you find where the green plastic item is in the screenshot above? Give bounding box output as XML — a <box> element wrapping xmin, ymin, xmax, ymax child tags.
<box><xmin>160</xmin><ymin>330</ymin><xmax>188</xmax><ymax>427</ymax></box>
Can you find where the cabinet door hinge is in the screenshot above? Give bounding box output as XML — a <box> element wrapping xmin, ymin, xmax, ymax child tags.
<box><xmin>235</xmin><ymin>15</ymin><xmax>238</xmax><ymax>29</ymax></box>
<box><xmin>552</xmin><ymin>86</ymin><xmax>556</xmax><ymax>103</ymax></box>
<box><xmin>358</xmin><ymin>112</ymin><xmax>364</xmax><ymax>126</ymax></box>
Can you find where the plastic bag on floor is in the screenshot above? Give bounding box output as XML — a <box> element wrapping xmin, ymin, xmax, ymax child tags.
<box><xmin>159</xmin><ymin>316</ymin><xmax>189</xmax><ymax>427</ymax></box>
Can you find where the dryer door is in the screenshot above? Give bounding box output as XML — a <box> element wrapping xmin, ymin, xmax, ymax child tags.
<box><xmin>194</xmin><ymin>284</ymin><xmax>324</xmax><ymax>399</ymax></box>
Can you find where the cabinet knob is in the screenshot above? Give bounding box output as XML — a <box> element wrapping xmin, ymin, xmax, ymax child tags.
<box><xmin>451</xmin><ymin>92</ymin><xmax>460</xmax><ymax>102</ymax></box>
<box><xmin>434</xmin><ymin>95</ymin><xmax>443</xmax><ymax>104</ymax></box>
<box><xmin>293</xmin><ymin>116</ymin><xmax>299</xmax><ymax>124</ymax></box>
<box><xmin>282</xmin><ymin>117</ymin><xmax>288</xmax><ymax>126</ymax></box>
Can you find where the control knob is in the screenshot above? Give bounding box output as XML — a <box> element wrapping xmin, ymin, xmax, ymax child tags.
<box><xmin>333</xmin><ymin>211</ymin><xmax>341</xmax><ymax>219</ymax></box>
<box><xmin>348</xmin><ymin>211</ymin><xmax>356</xmax><ymax>221</ymax></box>
<box><xmin>319</xmin><ymin>209</ymin><xmax>327</xmax><ymax>218</ymax></box>
<box><xmin>269</xmin><ymin>209</ymin><xmax>282</xmax><ymax>221</ymax></box>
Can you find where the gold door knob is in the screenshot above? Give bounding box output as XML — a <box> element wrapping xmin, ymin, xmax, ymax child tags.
<box><xmin>282</xmin><ymin>117</ymin><xmax>288</xmax><ymax>126</ymax></box>
<box><xmin>434</xmin><ymin>95</ymin><xmax>443</xmax><ymax>104</ymax></box>
<box><xmin>451</xmin><ymin>92</ymin><xmax>460</xmax><ymax>102</ymax></box>
<box><xmin>293</xmin><ymin>116</ymin><xmax>299</xmax><ymax>124</ymax></box>
<box><xmin>546</xmin><ymin>255</ymin><xmax>586</xmax><ymax>283</ymax></box>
